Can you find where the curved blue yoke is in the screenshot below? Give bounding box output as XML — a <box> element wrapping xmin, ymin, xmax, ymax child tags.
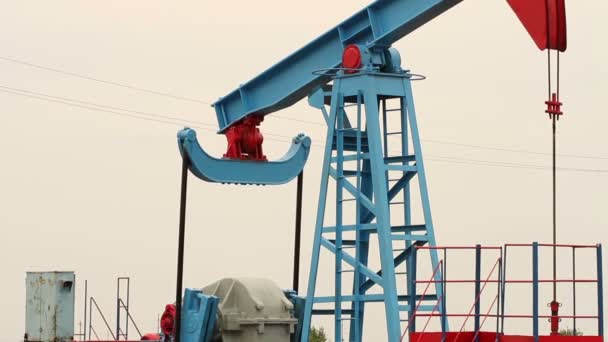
<box><xmin>177</xmin><ymin>128</ymin><xmax>311</xmax><ymax>185</ymax></box>
<box><xmin>213</xmin><ymin>0</ymin><xmax>463</xmax><ymax>132</ymax></box>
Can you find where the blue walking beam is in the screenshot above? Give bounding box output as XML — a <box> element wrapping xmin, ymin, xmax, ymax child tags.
<box><xmin>212</xmin><ymin>0</ymin><xmax>463</xmax><ymax>132</ymax></box>
<box><xmin>177</xmin><ymin>128</ymin><xmax>311</xmax><ymax>186</ymax></box>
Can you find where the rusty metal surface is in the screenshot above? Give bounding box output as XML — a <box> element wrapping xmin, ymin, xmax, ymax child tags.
<box><xmin>25</xmin><ymin>271</ymin><xmax>75</xmax><ymax>342</ymax></box>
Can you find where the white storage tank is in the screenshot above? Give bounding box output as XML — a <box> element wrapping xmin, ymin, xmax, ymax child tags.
<box><xmin>25</xmin><ymin>272</ymin><xmax>75</xmax><ymax>342</ymax></box>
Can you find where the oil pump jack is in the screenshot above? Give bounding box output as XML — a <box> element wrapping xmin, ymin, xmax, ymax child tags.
<box><xmin>168</xmin><ymin>1</ymin><xmax>604</xmax><ymax>342</ymax></box>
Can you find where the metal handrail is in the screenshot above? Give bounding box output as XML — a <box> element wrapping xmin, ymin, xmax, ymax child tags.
<box><xmin>416</xmin><ymin>294</ymin><xmax>445</xmax><ymax>342</ymax></box>
<box><xmin>453</xmin><ymin>258</ymin><xmax>501</xmax><ymax>342</ymax></box>
<box><xmin>89</xmin><ymin>297</ymin><xmax>116</xmax><ymax>341</ymax></box>
<box><xmin>407</xmin><ymin>243</ymin><xmax>604</xmax><ymax>339</ymax></box>
<box><xmin>471</xmin><ymin>294</ymin><xmax>500</xmax><ymax>342</ymax></box>
<box><xmin>401</xmin><ymin>260</ymin><xmax>444</xmax><ymax>342</ymax></box>
<box><xmin>118</xmin><ymin>298</ymin><xmax>143</xmax><ymax>339</ymax></box>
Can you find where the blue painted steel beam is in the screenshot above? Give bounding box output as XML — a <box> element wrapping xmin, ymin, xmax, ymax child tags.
<box><xmin>177</xmin><ymin>128</ymin><xmax>310</xmax><ymax>185</ymax></box>
<box><xmin>213</xmin><ymin>0</ymin><xmax>463</xmax><ymax>132</ymax></box>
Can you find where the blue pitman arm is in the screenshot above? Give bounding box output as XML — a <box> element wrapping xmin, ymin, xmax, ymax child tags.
<box><xmin>213</xmin><ymin>0</ymin><xmax>463</xmax><ymax>132</ymax></box>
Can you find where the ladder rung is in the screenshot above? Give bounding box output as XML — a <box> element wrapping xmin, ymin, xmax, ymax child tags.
<box><xmin>329</xmin><ymin>239</ymin><xmax>358</xmax><ymax>246</ymax></box>
<box><xmin>392</xmin><ymin>234</ymin><xmax>429</xmax><ymax>241</ymax></box>
<box><xmin>386</xmin><ymin>108</ymin><xmax>402</xmax><ymax>112</ymax></box>
<box><xmin>392</xmin><ymin>224</ymin><xmax>427</xmax><ymax>233</ymax></box>
<box><xmin>386</xmin><ymin>164</ymin><xmax>418</xmax><ymax>172</ymax></box>
<box><xmin>339</xmin><ymin>270</ymin><xmax>356</xmax><ymax>273</ymax></box>
<box><xmin>342</xmin><ymin>170</ymin><xmax>370</xmax><ymax>177</ymax></box>
<box><xmin>386</xmin><ymin>132</ymin><xmax>403</xmax><ymax>136</ymax></box>
<box><xmin>399</xmin><ymin>304</ymin><xmax>439</xmax><ymax>312</ymax></box>
<box><xmin>390</xmin><ymin>202</ymin><xmax>405</xmax><ymax>205</ymax></box>
<box><xmin>385</xmin><ymin>155</ymin><xmax>416</xmax><ymax>164</ymax></box>
<box><xmin>312</xmin><ymin>309</ymin><xmax>354</xmax><ymax>315</ymax></box>
<box><xmin>338</xmin><ymin>128</ymin><xmax>358</xmax><ymax>132</ymax></box>
<box><xmin>339</xmin><ymin>198</ymin><xmax>357</xmax><ymax>203</ymax></box>
<box><xmin>335</xmin><ymin>245</ymin><xmax>356</xmax><ymax>250</ymax></box>
<box><xmin>395</xmin><ymin>272</ymin><xmax>407</xmax><ymax>275</ymax></box>
<box><xmin>342</xmin><ymin>171</ymin><xmax>358</xmax><ymax>177</ymax></box>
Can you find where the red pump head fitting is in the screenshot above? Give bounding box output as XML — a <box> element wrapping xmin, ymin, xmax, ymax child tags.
<box><xmin>224</xmin><ymin>115</ymin><xmax>267</xmax><ymax>161</ymax></box>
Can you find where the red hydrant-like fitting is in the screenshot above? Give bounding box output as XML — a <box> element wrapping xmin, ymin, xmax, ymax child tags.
<box><xmin>545</xmin><ymin>93</ymin><xmax>563</xmax><ymax>118</ymax></box>
<box><xmin>160</xmin><ymin>303</ymin><xmax>176</xmax><ymax>336</ymax></box>
<box><xmin>550</xmin><ymin>300</ymin><xmax>561</xmax><ymax>336</ymax></box>
<box><xmin>223</xmin><ymin>115</ymin><xmax>267</xmax><ymax>161</ymax></box>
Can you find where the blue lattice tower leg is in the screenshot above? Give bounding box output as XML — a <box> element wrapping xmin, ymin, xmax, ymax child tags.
<box><xmin>349</xmin><ymin>158</ymin><xmax>373</xmax><ymax>342</ymax></box>
<box><xmin>301</xmin><ymin>72</ymin><xmax>445</xmax><ymax>342</ymax></box>
<box><xmin>402</xmin><ymin>78</ymin><xmax>447</xmax><ymax>333</ymax></box>
<box><xmin>335</xmin><ymin>92</ymin><xmax>347</xmax><ymax>342</ymax></box>
<box><xmin>300</xmin><ymin>82</ymin><xmax>340</xmax><ymax>342</ymax></box>
<box><xmin>365</xmin><ymin>86</ymin><xmax>404</xmax><ymax>341</ymax></box>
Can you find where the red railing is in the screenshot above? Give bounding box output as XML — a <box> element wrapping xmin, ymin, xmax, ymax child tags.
<box><xmin>405</xmin><ymin>243</ymin><xmax>604</xmax><ymax>340</ymax></box>
<box><xmin>453</xmin><ymin>258</ymin><xmax>501</xmax><ymax>342</ymax></box>
<box><xmin>401</xmin><ymin>260</ymin><xmax>444</xmax><ymax>342</ymax></box>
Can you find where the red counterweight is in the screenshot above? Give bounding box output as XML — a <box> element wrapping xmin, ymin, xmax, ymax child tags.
<box><xmin>223</xmin><ymin>116</ymin><xmax>267</xmax><ymax>161</ymax></box>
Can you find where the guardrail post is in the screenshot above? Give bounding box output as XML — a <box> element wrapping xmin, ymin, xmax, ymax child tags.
<box><xmin>532</xmin><ymin>242</ymin><xmax>539</xmax><ymax>342</ymax></box>
<box><xmin>597</xmin><ymin>244</ymin><xmax>604</xmax><ymax>337</ymax></box>
<box><xmin>501</xmin><ymin>246</ymin><xmax>508</xmax><ymax>336</ymax></box>
<box><xmin>408</xmin><ymin>246</ymin><xmax>418</xmax><ymax>333</ymax></box>
<box><xmin>441</xmin><ymin>258</ymin><xmax>447</xmax><ymax>342</ymax></box>
<box><xmin>496</xmin><ymin>255</ymin><xmax>502</xmax><ymax>341</ymax></box>
<box><xmin>474</xmin><ymin>244</ymin><xmax>482</xmax><ymax>342</ymax></box>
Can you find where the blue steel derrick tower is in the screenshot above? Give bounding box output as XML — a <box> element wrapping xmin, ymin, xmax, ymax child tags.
<box><xmin>301</xmin><ymin>46</ymin><xmax>444</xmax><ymax>342</ymax></box>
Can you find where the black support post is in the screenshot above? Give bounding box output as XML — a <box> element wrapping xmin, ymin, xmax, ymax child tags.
<box><xmin>292</xmin><ymin>172</ymin><xmax>304</xmax><ymax>293</ymax></box>
<box><xmin>474</xmin><ymin>245</ymin><xmax>482</xmax><ymax>342</ymax></box>
<box><xmin>174</xmin><ymin>156</ymin><xmax>189</xmax><ymax>342</ymax></box>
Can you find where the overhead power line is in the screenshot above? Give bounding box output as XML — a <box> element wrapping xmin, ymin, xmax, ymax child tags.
<box><xmin>0</xmin><ymin>84</ymin><xmax>214</xmax><ymax>127</ymax></box>
<box><xmin>3</xmin><ymin>87</ymin><xmax>608</xmax><ymax>175</ymax></box>
<box><xmin>3</xmin><ymin>55</ymin><xmax>608</xmax><ymax>161</ymax></box>
<box><xmin>0</xmin><ymin>56</ymin><xmax>211</xmax><ymax>105</ymax></box>
<box><xmin>0</xmin><ymin>85</ymin><xmax>296</xmax><ymax>142</ymax></box>
<box><xmin>422</xmin><ymin>138</ymin><xmax>608</xmax><ymax>161</ymax></box>
<box><xmin>0</xmin><ymin>55</ymin><xmax>329</xmax><ymax>127</ymax></box>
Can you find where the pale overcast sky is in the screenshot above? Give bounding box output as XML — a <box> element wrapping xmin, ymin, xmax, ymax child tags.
<box><xmin>1</xmin><ymin>1</ymin><xmax>606</xmax><ymax>341</ymax></box>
